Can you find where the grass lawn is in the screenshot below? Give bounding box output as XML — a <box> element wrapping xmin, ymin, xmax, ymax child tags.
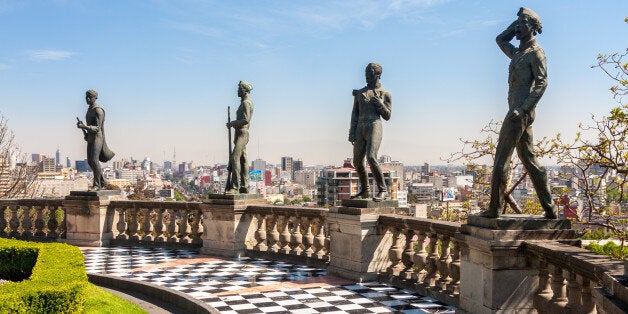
<box><xmin>84</xmin><ymin>283</ymin><xmax>146</xmax><ymax>314</ymax></box>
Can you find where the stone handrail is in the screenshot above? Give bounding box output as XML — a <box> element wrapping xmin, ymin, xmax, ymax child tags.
<box><xmin>378</xmin><ymin>214</ymin><xmax>461</xmax><ymax>307</ymax></box>
<box><xmin>0</xmin><ymin>199</ymin><xmax>65</xmax><ymax>241</ymax></box>
<box><xmin>108</xmin><ymin>200</ymin><xmax>204</xmax><ymax>247</ymax></box>
<box><xmin>245</xmin><ymin>205</ymin><xmax>330</xmax><ymax>263</ymax></box>
<box><xmin>523</xmin><ymin>241</ymin><xmax>628</xmax><ymax>313</ymax></box>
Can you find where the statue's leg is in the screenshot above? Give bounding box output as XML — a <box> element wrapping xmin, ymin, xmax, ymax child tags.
<box><xmin>87</xmin><ymin>141</ymin><xmax>104</xmax><ymax>189</ymax></box>
<box><xmin>228</xmin><ymin>133</ymin><xmax>245</xmax><ymax>193</ymax></box>
<box><xmin>365</xmin><ymin>121</ymin><xmax>387</xmax><ymax>199</ymax></box>
<box><xmin>352</xmin><ymin>124</ymin><xmax>369</xmax><ymax>198</ymax></box>
<box><xmin>485</xmin><ymin>117</ymin><xmax>523</xmax><ymax>217</ymax></box>
<box><xmin>516</xmin><ymin>124</ymin><xmax>557</xmax><ymax>219</ymax></box>
<box><xmin>239</xmin><ymin>132</ymin><xmax>250</xmax><ymax>193</ymax></box>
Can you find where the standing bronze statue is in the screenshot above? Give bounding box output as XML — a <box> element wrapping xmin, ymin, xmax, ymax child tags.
<box><xmin>481</xmin><ymin>8</ymin><xmax>557</xmax><ymax>219</ymax></box>
<box><xmin>76</xmin><ymin>89</ymin><xmax>115</xmax><ymax>190</ymax></box>
<box><xmin>225</xmin><ymin>81</ymin><xmax>253</xmax><ymax>194</ymax></box>
<box><xmin>349</xmin><ymin>62</ymin><xmax>392</xmax><ymax>201</ymax></box>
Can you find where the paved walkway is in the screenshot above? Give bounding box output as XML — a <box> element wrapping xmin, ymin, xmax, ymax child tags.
<box><xmin>82</xmin><ymin>247</ymin><xmax>456</xmax><ymax>314</ymax></box>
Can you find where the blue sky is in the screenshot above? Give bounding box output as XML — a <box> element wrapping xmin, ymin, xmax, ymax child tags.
<box><xmin>0</xmin><ymin>0</ymin><xmax>626</xmax><ymax>166</ymax></box>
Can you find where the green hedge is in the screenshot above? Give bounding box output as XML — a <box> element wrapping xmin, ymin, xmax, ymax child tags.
<box><xmin>0</xmin><ymin>238</ymin><xmax>88</xmax><ymax>313</ymax></box>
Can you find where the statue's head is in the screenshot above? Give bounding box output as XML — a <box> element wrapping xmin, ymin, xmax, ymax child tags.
<box><xmin>365</xmin><ymin>62</ymin><xmax>382</xmax><ymax>87</ymax></box>
<box><xmin>85</xmin><ymin>89</ymin><xmax>98</xmax><ymax>105</ymax></box>
<box><xmin>238</xmin><ymin>81</ymin><xmax>252</xmax><ymax>97</ymax></box>
<box><xmin>516</xmin><ymin>7</ymin><xmax>542</xmax><ymax>40</ymax></box>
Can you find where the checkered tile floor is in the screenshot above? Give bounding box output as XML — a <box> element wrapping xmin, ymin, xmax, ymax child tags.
<box><xmin>82</xmin><ymin>246</ymin><xmax>456</xmax><ymax>313</ymax></box>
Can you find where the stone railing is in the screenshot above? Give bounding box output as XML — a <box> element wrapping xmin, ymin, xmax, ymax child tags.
<box><xmin>0</xmin><ymin>199</ymin><xmax>65</xmax><ymax>241</ymax></box>
<box><xmin>244</xmin><ymin>205</ymin><xmax>329</xmax><ymax>266</ymax></box>
<box><xmin>108</xmin><ymin>200</ymin><xmax>204</xmax><ymax>248</ymax></box>
<box><xmin>524</xmin><ymin>241</ymin><xmax>628</xmax><ymax>314</ymax></box>
<box><xmin>378</xmin><ymin>214</ymin><xmax>461</xmax><ymax>307</ymax></box>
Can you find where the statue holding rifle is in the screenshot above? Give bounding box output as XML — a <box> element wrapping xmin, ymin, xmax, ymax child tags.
<box><xmin>225</xmin><ymin>81</ymin><xmax>253</xmax><ymax>194</ymax></box>
<box><xmin>76</xmin><ymin>89</ymin><xmax>115</xmax><ymax>190</ymax></box>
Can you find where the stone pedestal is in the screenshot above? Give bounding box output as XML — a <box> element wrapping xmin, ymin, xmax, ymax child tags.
<box><xmin>327</xmin><ymin>199</ymin><xmax>398</xmax><ymax>282</ymax></box>
<box><xmin>62</xmin><ymin>190</ymin><xmax>123</xmax><ymax>247</ymax></box>
<box><xmin>200</xmin><ymin>194</ymin><xmax>264</xmax><ymax>257</ymax></box>
<box><xmin>457</xmin><ymin>215</ymin><xmax>576</xmax><ymax>314</ymax></box>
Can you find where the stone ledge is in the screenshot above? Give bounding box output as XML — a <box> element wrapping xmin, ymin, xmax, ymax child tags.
<box><xmin>341</xmin><ymin>199</ymin><xmax>398</xmax><ymax>208</ymax></box>
<box><xmin>88</xmin><ymin>273</ymin><xmax>217</xmax><ymax>313</ymax></box>
<box><xmin>206</xmin><ymin>193</ymin><xmax>263</xmax><ymax>200</ymax></box>
<box><xmin>331</xmin><ymin>206</ymin><xmax>396</xmax><ymax>216</ymax></box>
<box><xmin>468</xmin><ymin>215</ymin><xmax>571</xmax><ymax>230</ymax></box>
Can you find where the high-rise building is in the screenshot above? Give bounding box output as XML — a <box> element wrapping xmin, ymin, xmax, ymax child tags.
<box><xmin>421</xmin><ymin>162</ymin><xmax>431</xmax><ymax>175</ymax></box>
<box><xmin>112</xmin><ymin>160</ymin><xmax>124</xmax><ymax>170</ymax></box>
<box><xmin>163</xmin><ymin>161</ymin><xmax>172</xmax><ymax>171</ymax></box>
<box><xmin>316</xmin><ymin>166</ymin><xmax>400</xmax><ymax>206</ymax></box>
<box><xmin>66</xmin><ymin>157</ymin><xmax>71</xmax><ymax>168</ymax></box>
<box><xmin>41</xmin><ymin>156</ymin><xmax>56</xmax><ymax>172</ymax></box>
<box><xmin>75</xmin><ymin>160</ymin><xmax>90</xmax><ymax>173</ymax></box>
<box><xmin>55</xmin><ymin>148</ymin><xmax>61</xmax><ymax>166</ymax></box>
<box><xmin>31</xmin><ymin>154</ymin><xmax>43</xmax><ymax>163</ymax></box>
<box><xmin>252</xmin><ymin>158</ymin><xmax>266</xmax><ymax>172</ymax></box>
<box><xmin>281</xmin><ymin>157</ymin><xmax>293</xmax><ymax>180</ymax></box>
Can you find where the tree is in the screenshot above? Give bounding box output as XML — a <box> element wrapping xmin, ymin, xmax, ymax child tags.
<box><xmin>0</xmin><ymin>114</ymin><xmax>38</xmax><ymax>198</ymax></box>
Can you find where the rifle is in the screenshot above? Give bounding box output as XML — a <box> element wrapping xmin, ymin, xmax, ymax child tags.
<box><xmin>76</xmin><ymin>117</ymin><xmax>88</xmax><ymax>140</ymax></box>
<box><xmin>224</xmin><ymin>106</ymin><xmax>233</xmax><ymax>193</ymax></box>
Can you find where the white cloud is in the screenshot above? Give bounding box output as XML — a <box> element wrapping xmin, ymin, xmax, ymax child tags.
<box><xmin>25</xmin><ymin>50</ymin><xmax>77</xmax><ymax>61</ymax></box>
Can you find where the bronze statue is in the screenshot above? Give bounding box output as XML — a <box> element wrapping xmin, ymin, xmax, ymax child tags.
<box><xmin>349</xmin><ymin>62</ymin><xmax>392</xmax><ymax>201</ymax></box>
<box><xmin>225</xmin><ymin>81</ymin><xmax>253</xmax><ymax>194</ymax></box>
<box><xmin>481</xmin><ymin>8</ymin><xmax>557</xmax><ymax>219</ymax></box>
<box><xmin>76</xmin><ymin>89</ymin><xmax>115</xmax><ymax>190</ymax></box>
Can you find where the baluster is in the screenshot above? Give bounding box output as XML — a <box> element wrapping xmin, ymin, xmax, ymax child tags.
<box><xmin>178</xmin><ymin>208</ymin><xmax>192</xmax><ymax>243</ymax></box>
<box><xmin>128</xmin><ymin>207</ymin><xmax>140</xmax><ymax>241</ymax></box>
<box><xmin>424</xmin><ymin>232</ymin><xmax>440</xmax><ymax>287</ymax></box>
<box><xmin>57</xmin><ymin>206</ymin><xmax>66</xmax><ymax>238</ymax></box>
<box><xmin>269</xmin><ymin>216</ymin><xmax>280</xmax><ymax>252</ymax></box>
<box><xmin>314</xmin><ymin>218</ymin><xmax>326</xmax><ymax>259</ymax></box>
<box><xmin>167</xmin><ymin>208</ymin><xmax>178</xmax><ymax>243</ymax></box>
<box><xmin>402</xmin><ymin>229</ymin><xmax>415</xmax><ymax>280</ymax></box>
<box><xmin>116</xmin><ymin>207</ymin><xmax>128</xmax><ymax>240</ymax></box>
<box><xmin>578</xmin><ymin>276</ymin><xmax>595</xmax><ymax>313</ymax></box>
<box><xmin>190</xmin><ymin>208</ymin><xmax>202</xmax><ymax>245</ymax></box>
<box><xmin>387</xmin><ymin>227</ymin><xmax>404</xmax><ymax>276</ymax></box>
<box><xmin>324</xmin><ymin>222</ymin><xmax>330</xmax><ymax>262</ymax></box>
<box><xmin>290</xmin><ymin>217</ymin><xmax>303</xmax><ymax>256</ymax></box>
<box><xmin>303</xmin><ymin>217</ymin><xmax>315</xmax><ymax>257</ymax></box>
<box><xmin>254</xmin><ymin>214</ymin><xmax>268</xmax><ymax>251</ymax></box>
<box><xmin>550</xmin><ymin>265</ymin><xmax>568</xmax><ymax>306</ymax></box>
<box><xmin>34</xmin><ymin>205</ymin><xmax>46</xmax><ymax>238</ymax></box>
<box><xmin>0</xmin><ymin>205</ymin><xmax>8</xmax><ymax>237</ymax></box>
<box><xmin>280</xmin><ymin>216</ymin><xmax>292</xmax><ymax>254</ymax></box>
<box><xmin>447</xmin><ymin>239</ymin><xmax>461</xmax><ymax>294</ymax></box>
<box><xmin>47</xmin><ymin>205</ymin><xmax>60</xmax><ymax>239</ymax></box>
<box><xmin>534</xmin><ymin>259</ymin><xmax>552</xmax><ymax>313</ymax></box>
<box><xmin>141</xmin><ymin>208</ymin><xmax>154</xmax><ymax>242</ymax></box>
<box><xmin>21</xmin><ymin>205</ymin><xmax>33</xmax><ymax>239</ymax></box>
<box><xmin>8</xmin><ymin>205</ymin><xmax>20</xmax><ymax>238</ymax></box>
<box><xmin>413</xmin><ymin>230</ymin><xmax>428</xmax><ymax>284</ymax></box>
<box><xmin>154</xmin><ymin>208</ymin><xmax>165</xmax><ymax>242</ymax></box>
<box><xmin>436</xmin><ymin>235</ymin><xmax>452</xmax><ymax>290</ymax></box>
<box><xmin>565</xmin><ymin>271</ymin><xmax>581</xmax><ymax>309</ymax></box>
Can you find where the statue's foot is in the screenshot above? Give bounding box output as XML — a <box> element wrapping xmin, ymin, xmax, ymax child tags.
<box><xmin>351</xmin><ymin>190</ymin><xmax>371</xmax><ymax>199</ymax></box>
<box><xmin>544</xmin><ymin>211</ymin><xmax>558</xmax><ymax>219</ymax></box>
<box><xmin>239</xmin><ymin>187</ymin><xmax>249</xmax><ymax>194</ymax></box>
<box><xmin>478</xmin><ymin>209</ymin><xmax>498</xmax><ymax>218</ymax></box>
<box><xmin>225</xmin><ymin>188</ymin><xmax>239</xmax><ymax>195</ymax></box>
<box><xmin>373</xmin><ymin>191</ymin><xmax>388</xmax><ymax>202</ymax></box>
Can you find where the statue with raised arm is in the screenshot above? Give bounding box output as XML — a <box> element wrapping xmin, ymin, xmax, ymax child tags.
<box><xmin>481</xmin><ymin>7</ymin><xmax>557</xmax><ymax>219</ymax></box>
<box><xmin>76</xmin><ymin>89</ymin><xmax>115</xmax><ymax>190</ymax></box>
<box><xmin>225</xmin><ymin>81</ymin><xmax>253</xmax><ymax>194</ymax></box>
<box><xmin>349</xmin><ymin>62</ymin><xmax>392</xmax><ymax>201</ymax></box>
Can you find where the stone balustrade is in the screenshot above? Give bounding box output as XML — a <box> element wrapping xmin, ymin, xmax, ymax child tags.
<box><xmin>244</xmin><ymin>205</ymin><xmax>330</xmax><ymax>265</ymax></box>
<box><xmin>378</xmin><ymin>214</ymin><xmax>461</xmax><ymax>307</ymax></box>
<box><xmin>108</xmin><ymin>200</ymin><xmax>204</xmax><ymax>247</ymax></box>
<box><xmin>524</xmin><ymin>241</ymin><xmax>627</xmax><ymax>314</ymax></box>
<box><xmin>0</xmin><ymin>199</ymin><xmax>65</xmax><ymax>241</ymax></box>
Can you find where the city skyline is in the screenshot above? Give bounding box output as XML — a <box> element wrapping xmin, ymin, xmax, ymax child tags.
<box><xmin>1</xmin><ymin>1</ymin><xmax>627</xmax><ymax>166</ymax></box>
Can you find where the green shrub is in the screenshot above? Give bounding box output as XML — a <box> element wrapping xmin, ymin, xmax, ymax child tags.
<box><xmin>0</xmin><ymin>241</ymin><xmax>38</xmax><ymax>281</ymax></box>
<box><xmin>584</xmin><ymin>241</ymin><xmax>628</xmax><ymax>260</ymax></box>
<box><xmin>581</xmin><ymin>228</ymin><xmax>614</xmax><ymax>240</ymax></box>
<box><xmin>0</xmin><ymin>238</ymin><xmax>88</xmax><ymax>313</ymax></box>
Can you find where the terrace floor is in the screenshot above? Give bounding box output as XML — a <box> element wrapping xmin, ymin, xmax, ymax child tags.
<box><xmin>81</xmin><ymin>246</ymin><xmax>457</xmax><ymax>314</ymax></box>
